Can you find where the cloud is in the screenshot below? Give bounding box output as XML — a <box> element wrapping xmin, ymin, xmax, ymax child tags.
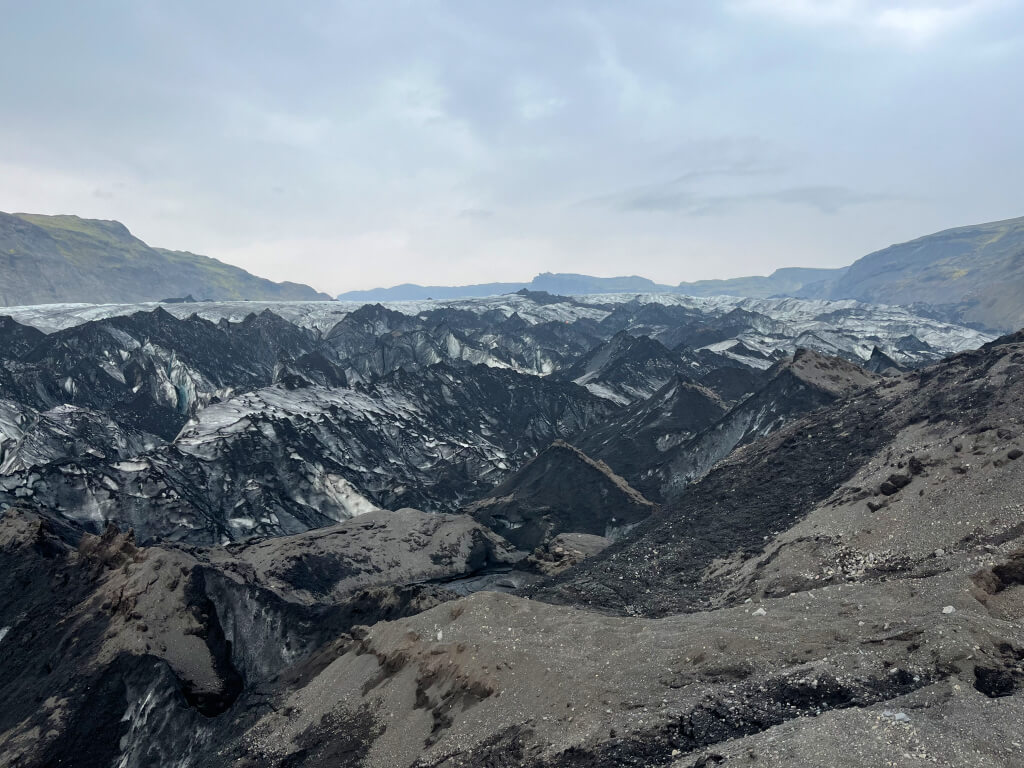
<box><xmin>0</xmin><ymin>1</ymin><xmax>1020</xmax><ymax>290</ymax></box>
<box><xmin>581</xmin><ymin>136</ymin><xmax>791</xmax><ymax>210</ymax></box>
<box><xmin>758</xmin><ymin>185</ymin><xmax>894</xmax><ymax>213</ymax></box>
<box><xmin>220</xmin><ymin>100</ymin><xmax>332</xmax><ymax>148</ymax></box>
<box><xmin>731</xmin><ymin>0</ymin><xmax>1003</xmax><ymax>42</ymax></box>
<box><xmin>605</xmin><ymin>182</ymin><xmax>894</xmax><ymax>215</ymax></box>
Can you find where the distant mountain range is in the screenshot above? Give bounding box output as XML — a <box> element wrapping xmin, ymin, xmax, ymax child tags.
<box><xmin>0</xmin><ymin>212</ymin><xmax>331</xmax><ymax>305</ymax></box>
<box><xmin>340</xmin><ymin>215</ymin><xmax>1024</xmax><ymax>331</ymax></box>
<box><xmin>335</xmin><ymin>272</ymin><xmax>678</xmax><ymax>302</ymax></box>
<box><xmin>335</xmin><ymin>269</ymin><xmax>856</xmax><ymax>303</ymax></box>
<box><xmin>675</xmin><ymin>266</ymin><xmax>848</xmax><ymax>298</ymax></box>
<box><xmin>4</xmin><ymin>210</ymin><xmax>1022</xmax><ymax>331</ymax></box>
<box><xmin>338</xmin><ymin>269</ymin><xmax>848</xmax><ymax>303</ymax></box>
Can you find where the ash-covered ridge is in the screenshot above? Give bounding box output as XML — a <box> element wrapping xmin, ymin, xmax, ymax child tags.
<box><xmin>0</xmin><ymin>291</ymin><xmax>994</xmax><ymax>547</ymax></box>
<box><xmin>552</xmin><ymin>330</ymin><xmax>697</xmax><ymax>405</ymax></box>
<box><xmin>0</xmin><ymin>364</ymin><xmax>613</xmax><ymax>544</ymax></box>
<box><xmin>2</xmin><ymin>292</ymin><xmax>992</xmax><ymax>369</ymax></box>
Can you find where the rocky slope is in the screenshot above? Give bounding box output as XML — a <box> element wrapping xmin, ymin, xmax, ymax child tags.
<box><xmin>199</xmin><ymin>328</ymin><xmax>1024</xmax><ymax>768</ymax></box>
<box><xmin>0</xmin><ymin>212</ymin><xmax>331</xmax><ymax>305</ymax></box>
<box><xmin>534</xmin><ymin>331</ymin><xmax>1024</xmax><ymax>617</ymax></box>
<box><xmin>552</xmin><ymin>331</ymin><xmax>697</xmax><ymax>405</ymax></box>
<box><xmin>0</xmin><ymin>506</ymin><xmax>518</xmax><ymax>768</ymax></box>
<box><xmin>465</xmin><ymin>440</ymin><xmax>656</xmax><ymax>550</ymax></box>
<box><xmin>650</xmin><ymin>348</ymin><xmax>879</xmax><ymax>503</ymax></box>
<box><xmin>567</xmin><ymin>349</ymin><xmax>876</xmax><ymax>504</ymax></box>
<box><xmin>0</xmin><ymin>294</ymin><xmax>1018</xmax><ymax>767</ymax></box>
<box><xmin>572</xmin><ymin>374</ymin><xmax>727</xmax><ymax>488</ymax></box>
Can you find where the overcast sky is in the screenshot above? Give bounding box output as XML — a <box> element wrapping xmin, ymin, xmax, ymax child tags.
<box><xmin>1</xmin><ymin>1</ymin><xmax>1022</xmax><ymax>294</ymax></box>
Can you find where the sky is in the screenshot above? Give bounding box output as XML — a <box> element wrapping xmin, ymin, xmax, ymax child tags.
<box><xmin>1</xmin><ymin>1</ymin><xmax>1022</xmax><ymax>295</ymax></box>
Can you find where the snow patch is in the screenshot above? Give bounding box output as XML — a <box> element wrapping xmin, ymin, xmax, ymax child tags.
<box><xmin>112</xmin><ymin>460</ymin><xmax>149</xmax><ymax>472</ymax></box>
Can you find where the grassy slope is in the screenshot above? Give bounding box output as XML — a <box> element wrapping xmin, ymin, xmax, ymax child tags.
<box><xmin>1</xmin><ymin>213</ymin><xmax>331</xmax><ymax>305</ymax></box>
<box><xmin>831</xmin><ymin>215</ymin><xmax>1024</xmax><ymax>330</ymax></box>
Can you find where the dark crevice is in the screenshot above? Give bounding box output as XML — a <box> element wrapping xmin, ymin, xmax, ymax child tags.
<box><xmin>182</xmin><ymin>568</ymin><xmax>245</xmax><ymax>716</ymax></box>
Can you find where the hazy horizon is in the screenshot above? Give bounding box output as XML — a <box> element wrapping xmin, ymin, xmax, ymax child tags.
<box><xmin>2</xmin><ymin>1</ymin><xmax>1022</xmax><ymax>295</ymax></box>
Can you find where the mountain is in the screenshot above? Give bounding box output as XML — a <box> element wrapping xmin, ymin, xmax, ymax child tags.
<box><xmin>551</xmin><ymin>330</ymin><xmax>696</xmax><ymax>405</ymax></box>
<box><xmin>572</xmin><ymin>373</ymin><xmax>728</xmax><ymax>484</ymax></box>
<box><xmin>677</xmin><ymin>265</ymin><xmax>849</xmax><ymax>298</ymax></box>
<box><xmin>680</xmin><ymin>216</ymin><xmax>1024</xmax><ymax>332</ymax></box>
<box><xmin>652</xmin><ymin>348</ymin><xmax>879</xmax><ymax>502</ymax></box>
<box><xmin>530</xmin><ymin>272</ymin><xmax>671</xmax><ymax>294</ymax></box>
<box><xmin>335</xmin><ymin>280</ymin><xmax>526</xmax><ymax>302</ymax></box>
<box><xmin>0</xmin><ymin>212</ymin><xmax>332</xmax><ymax>305</ymax></box>
<box><xmin>825</xmin><ymin>215</ymin><xmax>1024</xmax><ymax>331</ymax></box>
<box><xmin>333</xmin><ymin>216</ymin><xmax>1024</xmax><ymax>333</ymax></box>
<box><xmin>337</xmin><ymin>272</ymin><xmax>678</xmax><ymax>301</ymax></box>
<box><xmin>335</xmin><ymin>267</ymin><xmax>846</xmax><ymax>304</ymax></box>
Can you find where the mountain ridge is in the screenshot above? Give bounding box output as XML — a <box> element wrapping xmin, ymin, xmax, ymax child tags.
<box><xmin>7</xmin><ymin>210</ymin><xmax>1022</xmax><ymax>331</ymax></box>
<box><xmin>335</xmin><ymin>271</ymin><xmax>677</xmax><ymax>302</ymax></box>
<box><xmin>824</xmin><ymin>213</ymin><xmax>1024</xmax><ymax>331</ymax></box>
<box><xmin>0</xmin><ymin>212</ymin><xmax>332</xmax><ymax>305</ymax></box>
<box><xmin>335</xmin><ymin>215</ymin><xmax>1024</xmax><ymax>331</ymax></box>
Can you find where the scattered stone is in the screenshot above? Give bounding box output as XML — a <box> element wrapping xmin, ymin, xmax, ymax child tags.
<box><xmin>882</xmin><ymin>710</ymin><xmax>911</xmax><ymax>723</ymax></box>
<box><xmin>879</xmin><ymin>472</ymin><xmax>912</xmax><ymax>496</ymax></box>
<box><xmin>887</xmin><ymin>472</ymin><xmax>912</xmax><ymax>490</ymax></box>
<box><xmin>942</xmin><ymin>605</ymin><xmax>956</xmax><ymax>614</ymax></box>
<box><xmin>524</xmin><ymin>533</ymin><xmax>612</xmax><ymax>576</ymax></box>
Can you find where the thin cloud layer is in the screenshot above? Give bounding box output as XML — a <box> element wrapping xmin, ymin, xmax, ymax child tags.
<box><xmin>732</xmin><ymin>0</ymin><xmax>1004</xmax><ymax>41</ymax></box>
